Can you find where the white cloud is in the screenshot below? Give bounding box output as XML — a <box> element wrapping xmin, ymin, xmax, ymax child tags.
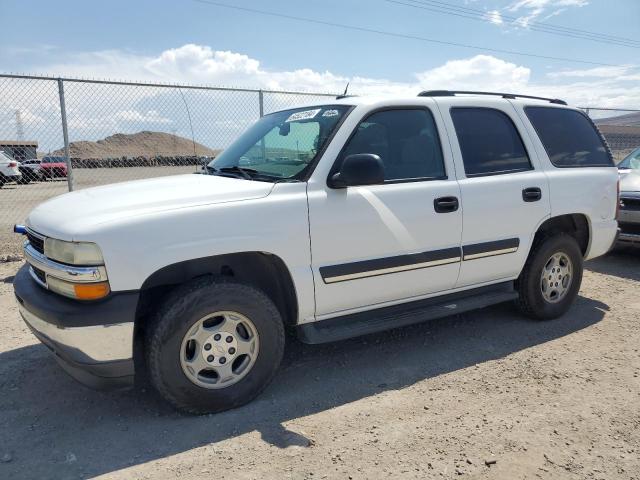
<box><xmin>2</xmin><ymin>43</ymin><xmax>639</xmax><ymax>151</ymax></box>
<box><xmin>115</xmin><ymin>109</ymin><xmax>171</xmax><ymax>124</ymax></box>
<box><xmin>484</xmin><ymin>9</ymin><xmax>504</xmax><ymax>25</ymax></box>
<box><xmin>415</xmin><ymin>55</ymin><xmax>530</xmax><ymax>91</ymax></box>
<box><xmin>507</xmin><ymin>0</ymin><xmax>588</xmax><ymax>27</ymax></box>
<box><xmin>547</xmin><ymin>65</ymin><xmax>638</xmax><ymax>79</ymax></box>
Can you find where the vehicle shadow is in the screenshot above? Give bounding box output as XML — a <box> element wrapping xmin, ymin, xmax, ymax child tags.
<box><xmin>585</xmin><ymin>246</ymin><xmax>640</xmax><ymax>282</ymax></box>
<box><xmin>0</xmin><ymin>296</ymin><xmax>608</xmax><ymax>479</ymax></box>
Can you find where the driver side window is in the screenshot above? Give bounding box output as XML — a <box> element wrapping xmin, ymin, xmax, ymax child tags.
<box><xmin>339</xmin><ymin>108</ymin><xmax>446</xmax><ymax>182</ymax></box>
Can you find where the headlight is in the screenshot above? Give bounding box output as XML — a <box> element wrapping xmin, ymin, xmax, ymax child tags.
<box><xmin>47</xmin><ymin>276</ymin><xmax>111</xmax><ymax>300</ymax></box>
<box><xmin>44</xmin><ymin>238</ymin><xmax>104</xmax><ymax>265</ymax></box>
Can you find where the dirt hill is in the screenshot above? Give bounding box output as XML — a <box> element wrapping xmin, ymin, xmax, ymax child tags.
<box><xmin>594</xmin><ymin>112</ymin><xmax>640</xmax><ymax>127</ymax></box>
<box><xmin>52</xmin><ymin>131</ymin><xmax>220</xmax><ymax>159</ymax></box>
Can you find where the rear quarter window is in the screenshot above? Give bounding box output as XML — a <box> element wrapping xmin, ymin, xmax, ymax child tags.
<box><xmin>525</xmin><ymin>107</ymin><xmax>613</xmax><ymax>167</ymax></box>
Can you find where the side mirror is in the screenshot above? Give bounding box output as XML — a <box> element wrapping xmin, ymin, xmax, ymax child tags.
<box><xmin>329</xmin><ymin>153</ymin><xmax>385</xmax><ymax>188</ymax></box>
<box><xmin>278</xmin><ymin>123</ymin><xmax>290</xmax><ymax>136</ymax></box>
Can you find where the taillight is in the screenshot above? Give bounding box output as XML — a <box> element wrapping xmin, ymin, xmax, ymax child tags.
<box><xmin>616</xmin><ymin>178</ymin><xmax>620</xmax><ymax>219</ymax></box>
<box><xmin>8</xmin><ymin>161</ymin><xmax>17</xmax><ymax>167</ymax></box>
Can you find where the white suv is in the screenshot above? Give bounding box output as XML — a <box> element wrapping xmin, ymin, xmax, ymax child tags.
<box><xmin>14</xmin><ymin>91</ymin><xmax>619</xmax><ymax>414</ymax></box>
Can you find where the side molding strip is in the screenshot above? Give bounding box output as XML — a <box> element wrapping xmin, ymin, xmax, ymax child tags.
<box><xmin>462</xmin><ymin>238</ymin><xmax>520</xmax><ymax>260</ymax></box>
<box><xmin>320</xmin><ymin>247</ymin><xmax>461</xmax><ymax>284</ymax></box>
<box><xmin>319</xmin><ymin>238</ymin><xmax>520</xmax><ymax>284</ymax></box>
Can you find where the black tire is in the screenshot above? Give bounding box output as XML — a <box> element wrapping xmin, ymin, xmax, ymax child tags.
<box><xmin>516</xmin><ymin>233</ymin><xmax>583</xmax><ymax>320</ymax></box>
<box><xmin>147</xmin><ymin>277</ymin><xmax>285</xmax><ymax>414</ymax></box>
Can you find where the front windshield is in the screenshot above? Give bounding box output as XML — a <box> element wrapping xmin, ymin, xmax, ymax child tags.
<box><xmin>618</xmin><ymin>147</ymin><xmax>640</xmax><ymax>170</ymax></box>
<box><xmin>208</xmin><ymin>105</ymin><xmax>350</xmax><ymax>180</ymax></box>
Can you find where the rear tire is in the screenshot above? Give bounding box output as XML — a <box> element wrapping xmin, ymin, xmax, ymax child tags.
<box><xmin>147</xmin><ymin>277</ymin><xmax>285</xmax><ymax>414</ymax></box>
<box><xmin>516</xmin><ymin>233</ymin><xmax>583</xmax><ymax>320</ymax></box>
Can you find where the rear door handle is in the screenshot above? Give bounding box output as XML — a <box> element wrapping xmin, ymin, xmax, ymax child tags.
<box><xmin>434</xmin><ymin>196</ymin><xmax>459</xmax><ymax>213</ymax></box>
<box><xmin>522</xmin><ymin>187</ymin><xmax>542</xmax><ymax>202</ymax></box>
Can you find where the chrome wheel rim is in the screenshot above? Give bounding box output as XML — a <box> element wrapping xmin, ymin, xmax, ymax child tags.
<box><xmin>540</xmin><ymin>252</ymin><xmax>573</xmax><ymax>304</ymax></box>
<box><xmin>180</xmin><ymin>311</ymin><xmax>259</xmax><ymax>389</ymax></box>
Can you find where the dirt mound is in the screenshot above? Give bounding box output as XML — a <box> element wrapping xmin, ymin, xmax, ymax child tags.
<box><xmin>52</xmin><ymin>131</ymin><xmax>219</xmax><ymax>159</ymax></box>
<box><xmin>595</xmin><ymin>112</ymin><xmax>640</xmax><ymax>127</ymax></box>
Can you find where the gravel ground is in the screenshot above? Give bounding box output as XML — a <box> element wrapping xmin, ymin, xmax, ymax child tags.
<box><xmin>0</xmin><ymin>166</ymin><xmax>198</xmax><ymax>259</ymax></box>
<box><xmin>0</xmin><ymin>249</ymin><xmax>639</xmax><ymax>479</ymax></box>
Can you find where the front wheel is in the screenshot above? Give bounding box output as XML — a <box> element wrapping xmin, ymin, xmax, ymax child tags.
<box><xmin>147</xmin><ymin>278</ymin><xmax>285</xmax><ymax>414</ymax></box>
<box><xmin>516</xmin><ymin>233</ymin><xmax>583</xmax><ymax>320</ymax></box>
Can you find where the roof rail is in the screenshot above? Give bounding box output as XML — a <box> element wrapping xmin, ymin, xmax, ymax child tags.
<box><xmin>417</xmin><ymin>90</ymin><xmax>567</xmax><ymax>105</ymax></box>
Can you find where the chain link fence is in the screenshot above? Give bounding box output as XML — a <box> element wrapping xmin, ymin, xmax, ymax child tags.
<box><xmin>0</xmin><ymin>74</ymin><xmax>335</xmax><ymax>257</ymax></box>
<box><xmin>1</xmin><ymin>73</ymin><xmax>639</xmax><ymax>257</ymax></box>
<box><xmin>581</xmin><ymin>107</ymin><xmax>640</xmax><ymax>162</ymax></box>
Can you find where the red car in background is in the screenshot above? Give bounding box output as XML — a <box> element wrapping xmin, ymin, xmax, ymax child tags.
<box><xmin>40</xmin><ymin>156</ymin><xmax>68</xmax><ymax>179</ymax></box>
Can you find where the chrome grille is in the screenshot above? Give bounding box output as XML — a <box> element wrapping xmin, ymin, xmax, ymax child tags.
<box><xmin>26</xmin><ymin>229</ymin><xmax>45</xmax><ymax>254</ymax></box>
<box><xmin>620</xmin><ymin>197</ymin><xmax>640</xmax><ymax>211</ymax></box>
<box><xmin>31</xmin><ymin>266</ymin><xmax>47</xmax><ymax>285</ymax></box>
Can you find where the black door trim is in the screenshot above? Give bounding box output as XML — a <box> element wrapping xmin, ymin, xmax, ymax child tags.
<box><xmin>319</xmin><ymin>246</ymin><xmax>461</xmax><ymax>284</ymax></box>
<box><xmin>318</xmin><ymin>237</ymin><xmax>520</xmax><ymax>284</ymax></box>
<box><xmin>462</xmin><ymin>238</ymin><xmax>520</xmax><ymax>260</ymax></box>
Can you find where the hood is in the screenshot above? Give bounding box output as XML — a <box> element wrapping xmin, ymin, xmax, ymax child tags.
<box><xmin>619</xmin><ymin>169</ymin><xmax>640</xmax><ymax>194</ymax></box>
<box><xmin>27</xmin><ymin>174</ymin><xmax>274</xmax><ymax>239</ymax></box>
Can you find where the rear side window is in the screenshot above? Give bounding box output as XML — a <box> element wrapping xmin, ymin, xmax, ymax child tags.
<box><xmin>450</xmin><ymin>108</ymin><xmax>532</xmax><ymax>177</ymax></box>
<box><xmin>525</xmin><ymin>107</ymin><xmax>613</xmax><ymax>167</ymax></box>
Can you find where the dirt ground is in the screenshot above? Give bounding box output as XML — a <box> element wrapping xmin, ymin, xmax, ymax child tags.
<box><xmin>0</xmin><ymin>166</ymin><xmax>198</xmax><ymax>259</ymax></box>
<box><xmin>0</xmin><ymin>248</ymin><xmax>639</xmax><ymax>480</ymax></box>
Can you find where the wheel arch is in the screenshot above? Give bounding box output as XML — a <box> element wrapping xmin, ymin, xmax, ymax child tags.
<box><xmin>133</xmin><ymin>252</ymin><xmax>299</xmax><ymax>366</ymax></box>
<box><xmin>531</xmin><ymin>213</ymin><xmax>590</xmax><ymax>257</ymax></box>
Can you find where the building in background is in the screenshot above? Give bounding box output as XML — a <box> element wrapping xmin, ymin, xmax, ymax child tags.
<box><xmin>0</xmin><ymin>140</ymin><xmax>38</xmax><ymax>161</ymax></box>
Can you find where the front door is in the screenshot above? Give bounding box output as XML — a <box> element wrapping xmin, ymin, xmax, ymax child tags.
<box><xmin>307</xmin><ymin>106</ymin><xmax>463</xmax><ymax>318</ymax></box>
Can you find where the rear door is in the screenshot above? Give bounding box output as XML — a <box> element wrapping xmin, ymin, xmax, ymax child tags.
<box><xmin>437</xmin><ymin>99</ymin><xmax>551</xmax><ymax>287</ymax></box>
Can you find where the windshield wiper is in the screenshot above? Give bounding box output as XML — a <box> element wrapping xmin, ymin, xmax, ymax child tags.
<box><xmin>219</xmin><ymin>166</ymin><xmax>258</xmax><ymax>180</ymax></box>
<box><xmin>205</xmin><ymin>165</ymin><xmax>249</xmax><ymax>180</ymax></box>
<box><xmin>208</xmin><ymin>165</ymin><xmax>289</xmax><ymax>182</ymax></box>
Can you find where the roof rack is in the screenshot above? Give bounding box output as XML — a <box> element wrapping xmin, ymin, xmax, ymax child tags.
<box><xmin>417</xmin><ymin>90</ymin><xmax>567</xmax><ymax>105</ymax></box>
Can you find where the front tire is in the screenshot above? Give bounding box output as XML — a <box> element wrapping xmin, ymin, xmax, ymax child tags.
<box><xmin>147</xmin><ymin>277</ymin><xmax>285</xmax><ymax>414</ymax></box>
<box><xmin>516</xmin><ymin>233</ymin><xmax>583</xmax><ymax>320</ymax></box>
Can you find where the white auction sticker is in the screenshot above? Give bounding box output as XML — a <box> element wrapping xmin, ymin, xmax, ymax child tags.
<box><xmin>286</xmin><ymin>109</ymin><xmax>321</xmax><ymax>122</ymax></box>
<box><xmin>322</xmin><ymin>109</ymin><xmax>339</xmax><ymax>117</ymax></box>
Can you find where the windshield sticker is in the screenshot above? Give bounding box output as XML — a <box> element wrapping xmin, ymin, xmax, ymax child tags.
<box><xmin>322</xmin><ymin>109</ymin><xmax>339</xmax><ymax>117</ymax></box>
<box><xmin>286</xmin><ymin>109</ymin><xmax>321</xmax><ymax>122</ymax></box>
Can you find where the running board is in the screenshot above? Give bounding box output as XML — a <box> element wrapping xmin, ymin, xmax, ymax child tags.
<box><xmin>297</xmin><ymin>282</ymin><xmax>518</xmax><ymax>344</ymax></box>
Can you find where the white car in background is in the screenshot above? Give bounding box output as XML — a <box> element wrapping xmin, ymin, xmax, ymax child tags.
<box><xmin>0</xmin><ymin>150</ymin><xmax>22</xmax><ymax>188</ymax></box>
<box><xmin>18</xmin><ymin>159</ymin><xmax>43</xmax><ymax>183</ymax></box>
<box><xmin>617</xmin><ymin>147</ymin><xmax>640</xmax><ymax>245</ymax></box>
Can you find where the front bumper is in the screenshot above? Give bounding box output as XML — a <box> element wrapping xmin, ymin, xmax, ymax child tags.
<box><xmin>13</xmin><ymin>264</ymin><xmax>138</xmax><ymax>390</ymax></box>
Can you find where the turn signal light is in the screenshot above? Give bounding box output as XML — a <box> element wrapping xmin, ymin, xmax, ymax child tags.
<box><xmin>74</xmin><ymin>282</ymin><xmax>111</xmax><ymax>300</ymax></box>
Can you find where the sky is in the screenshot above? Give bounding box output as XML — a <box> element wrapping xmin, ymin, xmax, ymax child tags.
<box><xmin>0</xmin><ymin>0</ymin><xmax>639</xmax><ymax>150</ymax></box>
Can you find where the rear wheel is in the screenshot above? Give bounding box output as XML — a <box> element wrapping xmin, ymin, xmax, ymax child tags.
<box><xmin>147</xmin><ymin>277</ymin><xmax>285</xmax><ymax>414</ymax></box>
<box><xmin>516</xmin><ymin>233</ymin><xmax>583</xmax><ymax>320</ymax></box>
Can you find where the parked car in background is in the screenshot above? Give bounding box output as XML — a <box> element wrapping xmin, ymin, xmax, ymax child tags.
<box><xmin>0</xmin><ymin>150</ymin><xmax>22</xmax><ymax>188</ymax></box>
<box><xmin>18</xmin><ymin>159</ymin><xmax>43</xmax><ymax>183</ymax></box>
<box><xmin>617</xmin><ymin>147</ymin><xmax>640</xmax><ymax>245</ymax></box>
<box><xmin>40</xmin><ymin>156</ymin><xmax>68</xmax><ymax>179</ymax></box>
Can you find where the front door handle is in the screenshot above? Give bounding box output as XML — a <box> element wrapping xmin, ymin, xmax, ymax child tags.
<box><xmin>434</xmin><ymin>196</ymin><xmax>459</xmax><ymax>213</ymax></box>
<box><xmin>522</xmin><ymin>187</ymin><xmax>542</xmax><ymax>202</ymax></box>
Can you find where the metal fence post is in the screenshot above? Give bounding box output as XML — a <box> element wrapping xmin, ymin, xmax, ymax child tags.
<box><xmin>57</xmin><ymin>78</ymin><xmax>74</xmax><ymax>191</ymax></box>
<box><xmin>258</xmin><ymin>90</ymin><xmax>266</xmax><ymax>160</ymax></box>
<box><xmin>258</xmin><ymin>89</ymin><xmax>264</xmax><ymax>117</ymax></box>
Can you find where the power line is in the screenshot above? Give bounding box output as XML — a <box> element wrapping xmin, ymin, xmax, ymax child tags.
<box><xmin>193</xmin><ymin>0</ymin><xmax>620</xmax><ymax>67</ymax></box>
<box><xmin>396</xmin><ymin>0</ymin><xmax>640</xmax><ymax>48</ymax></box>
